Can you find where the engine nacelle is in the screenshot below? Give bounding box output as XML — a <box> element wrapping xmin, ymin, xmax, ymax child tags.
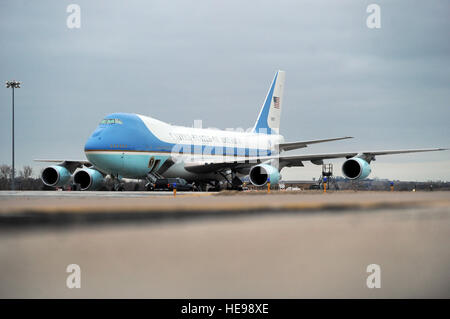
<box><xmin>73</xmin><ymin>168</ymin><xmax>104</xmax><ymax>191</ymax></box>
<box><xmin>342</xmin><ymin>157</ymin><xmax>372</xmax><ymax>180</ymax></box>
<box><xmin>249</xmin><ymin>164</ymin><xmax>281</xmax><ymax>186</ymax></box>
<box><xmin>41</xmin><ymin>165</ymin><xmax>71</xmax><ymax>187</ymax></box>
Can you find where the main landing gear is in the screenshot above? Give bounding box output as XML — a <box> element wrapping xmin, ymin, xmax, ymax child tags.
<box><xmin>196</xmin><ymin>180</ymin><xmax>222</xmax><ymax>192</ymax></box>
<box><xmin>218</xmin><ymin>170</ymin><xmax>243</xmax><ymax>191</ymax></box>
<box><xmin>110</xmin><ymin>175</ymin><xmax>124</xmax><ymax>191</ymax></box>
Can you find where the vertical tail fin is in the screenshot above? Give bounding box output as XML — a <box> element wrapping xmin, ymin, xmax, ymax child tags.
<box><xmin>252</xmin><ymin>70</ymin><xmax>285</xmax><ymax>135</ymax></box>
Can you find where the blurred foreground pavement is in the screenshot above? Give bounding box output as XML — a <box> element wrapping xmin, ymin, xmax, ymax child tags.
<box><xmin>0</xmin><ymin>191</ymin><xmax>449</xmax><ymax>298</ymax></box>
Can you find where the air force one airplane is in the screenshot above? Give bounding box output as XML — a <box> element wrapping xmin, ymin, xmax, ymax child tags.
<box><xmin>37</xmin><ymin>70</ymin><xmax>446</xmax><ymax>191</ymax></box>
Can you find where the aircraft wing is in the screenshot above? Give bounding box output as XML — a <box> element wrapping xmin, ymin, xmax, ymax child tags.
<box><xmin>276</xmin><ymin>148</ymin><xmax>448</xmax><ymax>166</ymax></box>
<box><xmin>34</xmin><ymin>159</ymin><xmax>92</xmax><ymax>173</ymax></box>
<box><xmin>278</xmin><ymin>136</ymin><xmax>353</xmax><ymax>151</ymax></box>
<box><xmin>183</xmin><ymin>148</ymin><xmax>447</xmax><ymax>174</ymax></box>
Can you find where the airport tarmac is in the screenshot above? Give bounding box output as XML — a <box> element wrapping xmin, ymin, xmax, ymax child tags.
<box><xmin>1</xmin><ymin>190</ymin><xmax>449</xmax><ymax>215</ymax></box>
<box><xmin>0</xmin><ymin>190</ymin><xmax>449</xmax><ymax>298</ymax></box>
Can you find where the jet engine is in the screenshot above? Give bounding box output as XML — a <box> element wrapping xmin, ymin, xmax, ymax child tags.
<box><xmin>249</xmin><ymin>164</ymin><xmax>281</xmax><ymax>186</ymax></box>
<box><xmin>73</xmin><ymin>168</ymin><xmax>104</xmax><ymax>191</ymax></box>
<box><xmin>41</xmin><ymin>165</ymin><xmax>71</xmax><ymax>188</ymax></box>
<box><xmin>342</xmin><ymin>157</ymin><xmax>372</xmax><ymax>180</ymax></box>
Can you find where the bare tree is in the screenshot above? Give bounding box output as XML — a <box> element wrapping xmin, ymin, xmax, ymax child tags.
<box><xmin>19</xmin><ymin>166</ymin><xmax>33</xmax><ymax>179</ymax></box>
<box><xmin>0</xmin><ymin>165</ymin><xmax>11</xmax><ymax>179</ymax></box>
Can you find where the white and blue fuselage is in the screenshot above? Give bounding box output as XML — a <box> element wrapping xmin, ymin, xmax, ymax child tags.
<box><xmin>84</xmin><ymin>113</ymin><xmax>284</xmax><ymax>182</ymax></box>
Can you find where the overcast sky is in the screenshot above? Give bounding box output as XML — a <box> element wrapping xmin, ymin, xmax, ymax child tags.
<box><xmin>0</xmin><ymin>0</ymin><xmax>449</xmax><ymax>181</ymax></box>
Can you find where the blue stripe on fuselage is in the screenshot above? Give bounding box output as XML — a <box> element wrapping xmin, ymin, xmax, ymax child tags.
<box><xmin>84</xmin><ymin>113</ymin><xmax>274</xmax><ymax>156</ymax></box>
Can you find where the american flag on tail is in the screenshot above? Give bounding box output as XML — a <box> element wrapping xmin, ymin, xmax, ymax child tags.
<box><xmin>273</xmin><ymin>96</ymin><xmax>280</xmax><ymax>108</ymax></box>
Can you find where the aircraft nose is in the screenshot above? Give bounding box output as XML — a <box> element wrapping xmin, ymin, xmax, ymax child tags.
<box><xmin>85</xmin><ymin>128</ymin><xmax>105</xmax><ymax>150</ymax></box>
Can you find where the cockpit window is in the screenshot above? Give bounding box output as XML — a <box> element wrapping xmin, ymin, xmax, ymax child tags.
<box><xmin>100</xmin><ymin>118</ymin><xmax>123</xmax><ymax>125</ymax></box>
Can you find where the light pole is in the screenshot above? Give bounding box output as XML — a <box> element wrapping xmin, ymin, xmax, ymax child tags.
<box><xmin>5</xmin><ymin>80</ymin><xmax>21</xmax><ymax>191</ymax></box>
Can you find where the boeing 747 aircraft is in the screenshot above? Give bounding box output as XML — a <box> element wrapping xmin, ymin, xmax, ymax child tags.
<box><xmin>37</xmin><ymin>71</ymin><xmax>446</xmax><ymax>191</ymax></box>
